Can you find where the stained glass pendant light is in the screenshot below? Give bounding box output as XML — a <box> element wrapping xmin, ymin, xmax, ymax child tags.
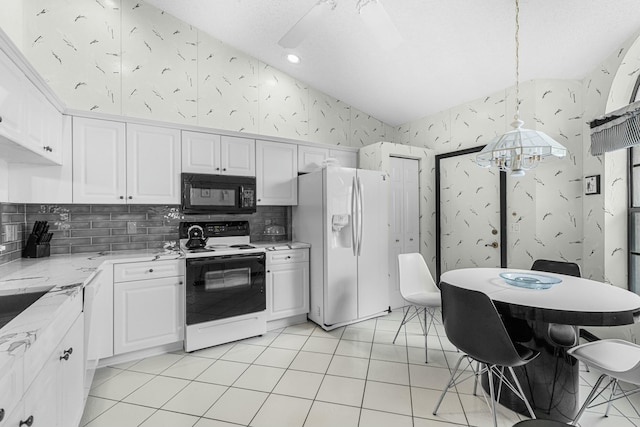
<box><xmin>476</xmin><ymin>0</ymin><xmax>566</xmax><ymax>177</ymax></box>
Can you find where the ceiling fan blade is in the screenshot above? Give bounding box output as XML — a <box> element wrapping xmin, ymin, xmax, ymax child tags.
<box><xmin>357</xmin><ymin>0</ymin><xmax>403</xmax><ymax>50</ymax></box>
<box><xmin>278</xmin><ymin>0</ymin><xmax>337</xmax><ymax>48</ymax></box>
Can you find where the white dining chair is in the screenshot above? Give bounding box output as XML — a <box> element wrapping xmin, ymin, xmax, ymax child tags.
<box><xmin>568</xmin><ymin>338</ymin><xmax>640</xmax><ymax>425</ymax></box>
<box><xmin>392</xmin><ymin>253</ymin><xmax>441</xmax><ymax>363</ymax></box>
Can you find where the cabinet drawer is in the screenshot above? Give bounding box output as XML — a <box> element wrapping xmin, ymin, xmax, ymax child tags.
<box><xmin>114</xmin><ymin>260</ymin><xmax>183</xmax><ymax>282</ymax></box>
<box><xmin>24</xmin><ymin>293</ymin><xmax>82</xmax><ymax>389</ymax></box>
<box><xmin>267</xmin><ymin>249</ymin><xmax>309</xmax><ymax>265</ymax></box>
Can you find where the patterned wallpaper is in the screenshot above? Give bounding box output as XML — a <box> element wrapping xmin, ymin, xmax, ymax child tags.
<box><xmin>396</xmin><ymin>80</ymin><xmax>584</xmax><ymax>273</ymax></box>
<box><xmin>1</xmin><ymin>0</ymin><xmax>390</xmax><ymax>148</ymax></box>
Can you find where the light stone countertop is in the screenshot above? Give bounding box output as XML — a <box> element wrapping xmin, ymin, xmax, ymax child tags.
<box><xmin>0</xmin><ymin>249</ymin><xmax>183</xmax><ymax>377</ymax></box>
<box><xmin>0</xmin><ymin>242</ymin><xmax>310</xmax><ymax>377</ymax></box>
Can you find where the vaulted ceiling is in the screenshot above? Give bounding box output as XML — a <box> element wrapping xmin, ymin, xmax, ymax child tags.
<box><xmin>145</xmin><ymin>0</ymin><xmax>640</xmax><ymax>126</ymax></box>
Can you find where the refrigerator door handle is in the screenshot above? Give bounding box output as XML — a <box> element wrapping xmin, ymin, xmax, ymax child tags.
<box><xmin>357</xmin><ymin>175</ymin><xmax>363</xmax><ymax>256</ymax></box>
<box><xmin>351</xmin><ymin>176</ymin><xmax>357</xmax><ymax>256</ymax></box>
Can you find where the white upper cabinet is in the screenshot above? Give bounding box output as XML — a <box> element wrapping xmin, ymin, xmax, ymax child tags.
<box><xmin>0</xmin><ymin>48</ymin><xmax>25</xmax><ymax>144</ymax></box>
<box><xmin>182</xmin><ymin>131</ymin><xmax>221</xmax><ymax>174</ymax></box>
<box><xmin>256</xmin><ymin>140</ymin><xmax>297</xmax><ymax>205</ymax></box>
<box><xmin>73</xmin><ymin>117</ymin><xmax>127</xmax><ymax>204</ymax></box>
<box><xmin>0</xmin><ymin>48</ymin><xmax>63</xmax><ymax>165</ymax></box>
<box><xmin>126</xmin><ymin>123</ymin><xmax>181</xmax><ymax>204</ymax></box>
<box><xmin>182</xmin><ymin>130</ymin><xmax>255</xmax><ymax>176</ymax></box>
<box><xmin>221</xmin><ymin>135</ymin><xmax>255</xmax><ymax>176</ymax></box>
<box><xmin>298</xmin><ymin>145</ymin><xmax>329</xmax><ymax>173</ymax></box>
<box><xmin>73</xmin><ymin>118</ymin><xmax>180</xmax><ymax>204</ymax></box>
<box><xmin>298</xmin><ymin>145</ymin><xmax>357</xmax><ymax>173</ymax></box>
<box><xmin>329</xmin><ymin>148</ymin><xmax>357</xmax><ymax>169</ymax></box>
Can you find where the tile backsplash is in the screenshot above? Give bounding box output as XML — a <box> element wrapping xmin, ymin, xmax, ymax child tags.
<box><xmin>0</xmin><ymin>203</ymin><xmax>290</xmax><ymax>266</ymax></box>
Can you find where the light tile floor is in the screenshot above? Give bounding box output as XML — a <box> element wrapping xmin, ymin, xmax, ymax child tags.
<box><xmin>80</xmin><ymin>310</ymin><xmax>640</xmax><ymax>427</ymax></box>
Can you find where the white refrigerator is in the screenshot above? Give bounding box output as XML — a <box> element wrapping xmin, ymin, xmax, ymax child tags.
<box><xmin>293</xmin><ymin>166</ymin><xmax>389</xmax><ymax>330</ymax></box>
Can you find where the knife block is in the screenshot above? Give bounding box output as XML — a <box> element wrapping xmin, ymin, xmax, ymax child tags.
<box><xmin>22</xmin><ymin>235</ymin><xmax>51</xmax><ymax>258</ymax></box>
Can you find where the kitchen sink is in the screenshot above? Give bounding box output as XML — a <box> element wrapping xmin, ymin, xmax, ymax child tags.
<box><xmin>0</xmin><ymin>287</ymin><xmax>54</xmax><ymax>330</ymax></box>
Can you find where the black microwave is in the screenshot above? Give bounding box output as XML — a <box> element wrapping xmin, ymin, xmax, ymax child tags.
<box><xmin>181</xmin><ymin>173</ymin><xmax>257</xmax><ymax>214</ymax></box>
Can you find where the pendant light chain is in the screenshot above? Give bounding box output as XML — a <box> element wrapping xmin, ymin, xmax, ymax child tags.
<box><xmin>475</xmin><ymin>0</ymin><xmax>567</xmax><ymax>176</ymax></box>
<box><xmin>514</xmin><ymin>0</ymin><xmax>520</xmax><ymax>120</ymax></box>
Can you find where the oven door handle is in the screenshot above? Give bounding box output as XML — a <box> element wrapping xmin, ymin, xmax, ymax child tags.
<box><xmin>187</xmin><ymin>254</ymin><xmax>265</xmax><ymax>266</ymax></box>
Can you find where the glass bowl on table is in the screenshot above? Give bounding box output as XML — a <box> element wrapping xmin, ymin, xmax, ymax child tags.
<box><xmin>499</xmin><ymin>272</ymin><xmax>562</xmax><ymax>290</ymax></box>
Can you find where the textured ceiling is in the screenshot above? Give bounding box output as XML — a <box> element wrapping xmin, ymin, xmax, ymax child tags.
<box><xmin>145</xmin><ymin>0</ymin><xmax>640</xmax><ymax>126</ymax></box>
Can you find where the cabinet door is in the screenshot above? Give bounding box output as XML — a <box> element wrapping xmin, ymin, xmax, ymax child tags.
<box><xmin>0</xmin><ymin>49</ymin><xmax>24</xmax><ymax>144</ymax></box>
<box><xmin>114</xmin><ymin>276</ymin><xmax>184</xmax><ymax>354</ymax></box>
<box><xmin>72</xmin><ymin>117</ymin><xmax>126</xmax><ymax>203</ymax></box>
<box><xmin>41</xmin><ymin>101</ymin><xmax>64</xmax><ymax>165</ymax></box>
<box><xmin>58</xmin><ymin>314</ymin><xmax>84</xmax><ymax>427</ymax></box>
<box><xmin>20</xmin><ymin>351</ymin><xmax>60</xmax><ymax>427</ymax></box>
<box><xmin>221</xmin><ymin>135</ymin><xmax>255</xmax><ymax>176</ymax></box>
<box><xmin>298</xmin><ymin>145</ymin><xmax>328</xmax><ymax>173</ymax></box>
<box><xmin>256</xmin><ymin>140</ymin><xmax>297</xmax><ymax>205</ymax></box>
<box><xmin>267</xmin><ymin>262</ymin><xmax>309</xmax><ymax>321</ymax></box>
<box><xmin>329</xmin><ymin>149</ymin><xmax>357</xmax><ymax>169</ymax></box>
<box><xmin>182</xmin><ymin>130</ymin><xmax>221</xmax><ymax>174</ymax></box>
<box><xmin>23</xmin><ymin>83</ymin><xmax>45</xmax><ymax>153</ymax></box>
<box><xmin>126</xmin><ymin>124</ymin><xmax>181</xmax><ymax>204</ymax></box>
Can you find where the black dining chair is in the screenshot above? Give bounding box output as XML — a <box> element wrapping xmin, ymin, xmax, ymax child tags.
<box><xmin>531</xmin><ymin>259</ymin><xmax>582</xmax><ymax>348</ymax></box>
<box><xmin>433</xmin><ymin>281</ymin><xmax>539</xmax><ymax>427</ymax></box>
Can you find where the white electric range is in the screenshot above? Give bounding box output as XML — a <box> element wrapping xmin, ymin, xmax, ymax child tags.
<box><xmin>179</xmin><ymin>221</ymin><xmax>267</xmax><ymax>352</ymax></box>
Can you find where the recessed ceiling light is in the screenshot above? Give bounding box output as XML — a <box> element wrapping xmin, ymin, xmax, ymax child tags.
<box><xmin>287</xmin><ymin>54</ymin><xmax>301</xmax><ymax>64</ymax></box>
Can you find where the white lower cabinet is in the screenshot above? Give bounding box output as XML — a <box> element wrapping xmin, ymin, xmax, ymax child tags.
<box><xmin>6</xmin><ymin>313</ymin><xmax>84</xmax><ymax>427</ymax></box>
<box><xmin>113</xmin><ymin>260</ymin><xmax>184</xmax><ymax>355</ymax></box>
<box><xmin>266</xmin><ymin>249</ymin><xmax>309</xmax><ymax>321</ymax></box>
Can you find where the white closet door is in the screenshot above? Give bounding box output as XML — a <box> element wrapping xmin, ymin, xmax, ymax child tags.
<box><xmin>388</xmin><ymin>157</ymin><xmax>420</xmax><ymax>309</ymax></box>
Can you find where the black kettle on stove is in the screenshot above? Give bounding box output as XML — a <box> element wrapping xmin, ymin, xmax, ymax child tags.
<box><xmin>185</xmin><ymin>225</ymin><xmax>206</xmax><ymax>249</ymax></box>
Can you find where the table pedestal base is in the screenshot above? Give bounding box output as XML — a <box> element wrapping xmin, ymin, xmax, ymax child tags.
<box><xmin>482</xmin><ymin>321</ymin><xmax>580</xmax><ymax>423</ymax></box>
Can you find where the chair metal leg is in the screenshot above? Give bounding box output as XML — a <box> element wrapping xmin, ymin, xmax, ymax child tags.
<box><xmin>508</xmin><ymin>366</ymin><xmax>536</xmax><ymax>419</ymax></box>
<box><xmin>392</xmin><ymin>305</ymin><xmax>412</xmax><ymax>344</ymax></box>
<box><xmin>487</xmin><ymin>367</ymin><xmax>498</xmax><ymax>427</ymax></box>
<box><xmin>571</xmin><ymin>374</ymin><xmax>608</xmax><ymax>425</ymax></box>
<box><xmin>604</xmin><ymin>379</ymin><xmax>618</xmax><ymax>417</ymax></box>
<box><xmin>433</xmin><ymin>354</ymin><xmax>468</xmax><ymax>415</ymax></box>
<box><xmin>473</xmin><ymin>361</ymin><xmax>482</xmax><ymax>395</ymax></box>
<box><xmin>424</xmin><ymin>307</ymin><xmax>428</xmax><ymax>363</ymax></box>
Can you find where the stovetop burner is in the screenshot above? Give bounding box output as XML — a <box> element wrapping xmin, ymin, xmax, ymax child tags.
<box><xmin>180</xmin><ymin>220</ymin><xmax>263</xmax><ymax>258</ymax></box>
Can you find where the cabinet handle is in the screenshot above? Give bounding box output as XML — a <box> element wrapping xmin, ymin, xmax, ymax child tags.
<box><xmin>0</xmin><ymin>116</ymin><xmax>3</xmax><ymax>123</ymax></box>
<box><xmin>395</xmin><ymin>239</ymin><xmax>400</xmax><ymax>243</ymax></box>
<box><xmin>0</xmin><ymin>408</ymin><xmax>4</xmax><ymax>422</ymax></box>
<box><xmin>128</xmin><ymin>196</ymin><xmax>133</xmax><ymax>199</ymax></box>
<box><xmin>286</xmin><ymin>256</ymin><xmax>291</xmax><ymax>259</ymax></box>
<box><xmin>216</xmin><ymin>167</ymin><xmax>220</xmax><ymax>171</ymax></box>
<box><xmin>409</xmin><ymin>238</ymin><xmax>414</xmax><ymax>241</ymax></box>
<box><xmin>43</xmin><ymin>146</ymin><xmax>53</xmax><ymax>152</ymax></box>
<box><xmin>148</xmin><ymin>268</ymin><xmax>154</xmax><ymax>273</ymax></box>
<box><xmin>223</xmin><ymin>168</ymin><xmax>227</xmax><ymax>171</ymax></box>
<box><xmin>59</xmin><ymin>347</ymin><xmax>73</xmax><ymax>360</ymax></box>
<box><xmin>178</xmin><ymin>281</ymin><xmax>183</xmax><ymax>285</ymax></box>
<box><xmin>257</xmin><ymin>199</ymin><xmax>261</xmax><ymax>202</ymax></box>
<box><xmin>119</xmin><ymin>196</ymin><xmax>124</xmax><ymax>199</ymax></box>
<box><xmin>267</xmin><ymin>270</ymin><xmax>270</xmax><ymax>273</ymax></box>
<box><xmin>20</xmin><ymin>415</ymin><xmax>34</xmax><ymax>426</ymax></box>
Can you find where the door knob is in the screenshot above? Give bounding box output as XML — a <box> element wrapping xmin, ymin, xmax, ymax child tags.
<box><xmin>485</xmin><ymin>242</ymin><xmax>499</xmax><ymax>248</ymax></box>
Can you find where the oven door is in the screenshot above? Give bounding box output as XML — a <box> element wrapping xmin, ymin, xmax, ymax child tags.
<box><xmin>185</xmin><ymin>253</ymin><xmax>265</xmax><ymax>325</ymax></box>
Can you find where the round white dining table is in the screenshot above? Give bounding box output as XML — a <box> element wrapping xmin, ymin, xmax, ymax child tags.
<box><xmin>440</xmin><ymin>267</ymin><xmax>640</xmax><ymax>422</ymax></box>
